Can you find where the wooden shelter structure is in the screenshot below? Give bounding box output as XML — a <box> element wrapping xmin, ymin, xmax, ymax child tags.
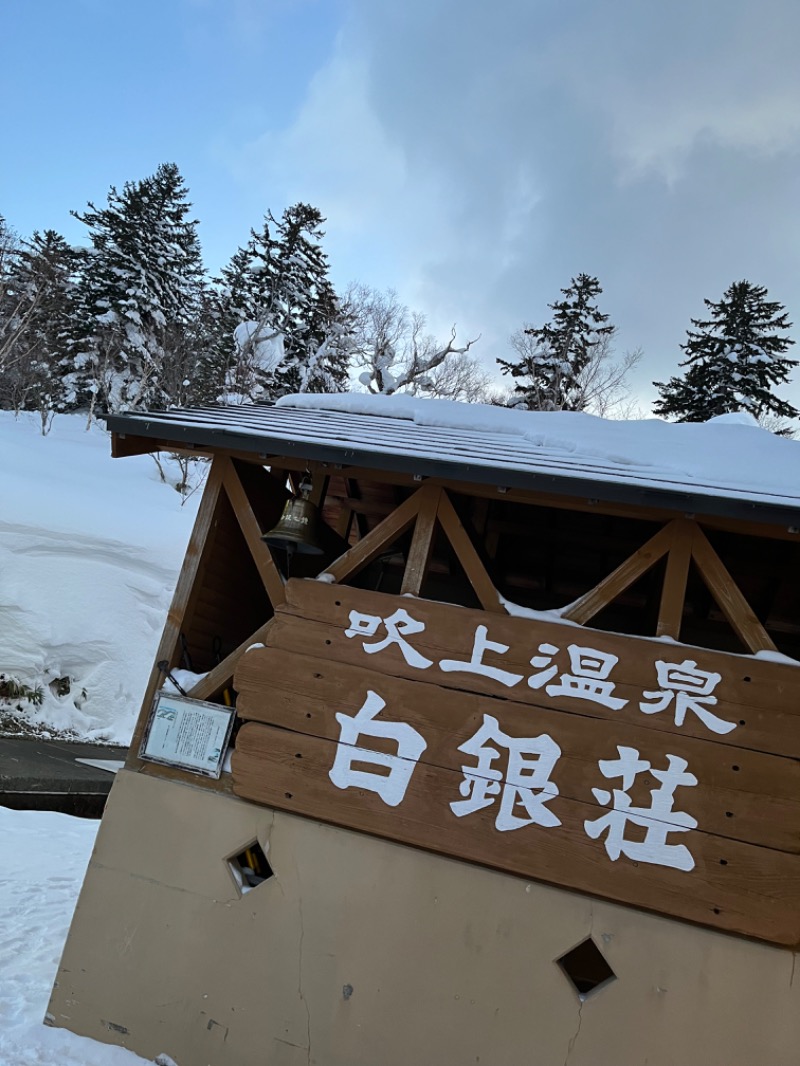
<box><xmin>48</xmin><ymin>397</ymin><xmax>800</xmax><ymax>1065</ymax></box>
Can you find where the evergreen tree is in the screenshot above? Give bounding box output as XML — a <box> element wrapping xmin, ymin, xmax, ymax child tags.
<box><xmin>0</xmin><ymin>230</ymin><xmax>83</xmax><ymax>423</ymax></box>
<box><xmin>498</xmin><ymin>274</ymin><xmax>615</xmax><ymax>411</ymax></box>
<box><xmin>654</xmin><ymin>281</ymin><xmax>798</xmax><ymax>424</ymax></box>
<box><xmin>212</xmin><ymin>203</ymin><xmax>348</xmax><ymax>403</ymax></box>
<box><xmin>65</xmin><ymin>163</ymin><xmax>205</xmax><ymax>413</ymax></box>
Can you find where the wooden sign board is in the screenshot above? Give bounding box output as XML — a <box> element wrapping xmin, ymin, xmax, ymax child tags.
<box><xmin>231</xmin><ymin>580</ymin><xmax>800</xmax><ymax>947</ymax></box>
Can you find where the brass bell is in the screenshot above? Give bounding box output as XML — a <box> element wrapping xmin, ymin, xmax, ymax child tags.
<box><xmin>262</xmin><ymin>476</ymin><xmax>324</xmax><ymax>556</ymax></box>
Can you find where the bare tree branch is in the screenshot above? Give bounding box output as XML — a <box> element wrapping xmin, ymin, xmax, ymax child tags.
<box><xmin>342</xmin><ymin>283</ymin><xmax>481</xmax><ymax>397</ymax></box>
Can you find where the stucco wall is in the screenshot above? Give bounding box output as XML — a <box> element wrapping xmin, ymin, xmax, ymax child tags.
<box><xmin>48</xmin><ymin>769</ymin><xmax>800</xmax><ymax>1066</ymax></box>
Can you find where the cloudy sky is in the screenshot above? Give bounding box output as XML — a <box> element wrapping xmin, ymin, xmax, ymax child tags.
<box><xmin>3</xmin><ymin>0</ymin><xmax>800</xmax><ymax>410</ymax></box>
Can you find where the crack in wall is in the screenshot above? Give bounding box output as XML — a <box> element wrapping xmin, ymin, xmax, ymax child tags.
<box><xmin>564</xmin><ymin>999</ymin><xmax>585</xmax><ymax>1066</ymax></box>
<box><xmin>295</xmin><ymin>854</ymin><xmax>311</xmax><ymax>1066</ymax></box>
<box><xmin>563</xmin><ymin>907</ymin><xmax>594</xmax><ymax>1066</ymax></box>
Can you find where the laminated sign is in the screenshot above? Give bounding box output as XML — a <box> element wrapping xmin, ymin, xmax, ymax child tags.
<box><xmin>141</xmin><ymin>693</ymin><xmax>235</xmax><ymax>778</ymax></box>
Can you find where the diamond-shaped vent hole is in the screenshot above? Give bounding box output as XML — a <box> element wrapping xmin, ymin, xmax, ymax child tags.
<box><xmin>228</xmin><ymin>841</ymin><xmax>273</xmax><ymax>894</ymax></box>
<box><xmin>556</xmin><ymin>938</ymin><xmax>616</xmax><ymax>1000</ymax></box>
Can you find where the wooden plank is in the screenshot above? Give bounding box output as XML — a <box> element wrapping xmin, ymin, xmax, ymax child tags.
<box><xmin>270</xmin><ymin>581</ymin><xmax>800</xmax><ymax>758</ymax></box>
<box><xmin>400</xmin><ymin>486</ymin><xmax>442</xmax><ymax>595</ymax></box>
<box><xmin>126</xmin><ymin>456</ymin><xmax>227</xmax><ymax>769</ymax></box>
<box><xmin>232</xmin><ymin>722</ymin><xmax>800</xmax><ymax>947</ymax></box>
<box><xmin>657</xmin><ymin>519</ymin><xmax>694</xmax><ymax>639</ymax></box>
<box><xmin>189</xmin><ymin>620</ymin><xmax>275</xmax><ymax>701</ymax></box>
<box><xmin>233</xmin><ymin>647</ymin><xmax>800</xmax><ymax>854</ymax></box>
<box><xmin>321</xmin><ymin>487</ymin><xmax>425</xmax><ymax>584</ymax></box>
<box><xmin>222</xmin><ymin>458</ymin><xmax>286</xmax><ymax>608</ymax></box>
<box><xmin>436</xmin><ymin>490</ymin><xmax>503</xmax><ymax>612</ymax></box>
<box><xmin>563</xmin><ymin>521</ymin><xmax>676</xmax><ymax>625</ymax></box>
<box><xmin>691</xmin><ymin>527</ymin><xmax>778</xmax><ymax>654</ymax></box>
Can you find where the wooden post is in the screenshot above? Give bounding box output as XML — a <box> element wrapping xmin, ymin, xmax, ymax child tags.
<box><xmin>657</xmin><ymin>519</ymin><xmax>694</xmax><ymax>639</ymax></box>
<box><xmin>400</xmin><ymin>486</ymin><xmax>442</xmax><ymax>596</ymax></box>
<box><xmin>125</xmin><ymin>455</ymin><xmax>227</xmax><ymax>766</ymax></box>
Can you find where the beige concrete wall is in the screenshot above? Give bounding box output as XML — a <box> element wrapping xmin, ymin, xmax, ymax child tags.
<box><xmin>48</xmin><ymin>769</ymin><xmax>800</xmax><ymax>1066</ymax></box>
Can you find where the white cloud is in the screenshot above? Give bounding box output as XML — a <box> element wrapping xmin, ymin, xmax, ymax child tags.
<box><xmin>226</xmin><ymin>0</ymin><xmax>800</xmax><ymax>408</ymax></box>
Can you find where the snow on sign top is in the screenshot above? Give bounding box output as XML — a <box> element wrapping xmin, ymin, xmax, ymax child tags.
<box><xmin>107</xmin><ymin>393</ymin><xmax>800</xmax><ymax>525</ymax></box>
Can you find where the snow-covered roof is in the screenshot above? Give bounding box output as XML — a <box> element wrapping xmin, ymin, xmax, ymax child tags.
<box><xmin>105</xmin><ymin>394</ymin><xmax>800</xmax><ymax>528</ymax></box>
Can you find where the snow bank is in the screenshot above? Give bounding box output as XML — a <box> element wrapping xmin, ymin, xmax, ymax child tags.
<box><xmin>0</xmin><ymin>412</ymin><xmax>198</xmax><ymax>744</ymax></box>
<box><xmin>276</xmin><ymin>393</ymin><xmax>800</xmax><ymax>506</ymax></box>
<box><xmin>0</xmin><ymin>807</ymin><xmax>159</xmax><ymax>1065</ymax></box>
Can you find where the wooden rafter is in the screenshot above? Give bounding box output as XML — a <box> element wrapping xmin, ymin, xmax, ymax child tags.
<box><xmin>221</xmin><ymin>459</ymin><xmax>286</xmax><ymax>609</ymax></box>
<box><xmin>560</xmin><ymin>513</ymin><xmax>777</xmax><ymax>653</ymax></box>
<box><xmin>189</xmin><ymin>619</ymin><xmax>275</xmax><ymax>701</ymax></box>
<box><xmin>691</xmin><ymin>526</ymin><xmax>777</xmax><ymax>653</ymax></box>
<box><xmin>436</xmin><ymin>490</ymin><xmax>502</xmax><ymax>612</ymax></box>
<box><xmin>320</xmin><ymin>486</ymin><xmax>427</xmax><ymax>584</ymax></box>
<box><xmin>563</xmin><ymin>520</ymin><xmax>676</xmax><ymax>626</ymax></box>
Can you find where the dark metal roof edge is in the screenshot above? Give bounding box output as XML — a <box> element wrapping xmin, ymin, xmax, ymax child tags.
<box><xmin>104</xmin><ymin>411</ymin><xmax>800</xmax><ymax>530</ymax></box>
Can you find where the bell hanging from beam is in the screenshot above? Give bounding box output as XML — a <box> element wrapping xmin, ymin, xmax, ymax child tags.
<box><xmin>262</xmin><ymin>474</ymin><xmax>324</xmax><ymax>557</ymax></box>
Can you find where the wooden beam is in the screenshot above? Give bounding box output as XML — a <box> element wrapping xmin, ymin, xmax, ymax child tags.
<box><xmin>563</xmin><ymin>520</ymin><xmax>676</xmax><ymax>626</ymax></box>
<box><xmin>110</xmin><ymin>432</ymin><xmax>163</xmax><ymax>458</ymax></box>
<box><xmin>126</xmin><ymin>455</ymin><xmax>227</xmax><ymax>766</ymax></box>
<box><xmin>320</xmin><ymin>487</ymin><xmax>426</xmax><ymax>584</ymax></box>
<box><xmin>436</xmin><ymin>490</ymin><xmax>502</xmax><ymax>612</ymax></box>
<box><xmin>657</xmin><ymin>519</ymin><xmax>694</xmax><ymax>639</ymax></box>
<box><xmin>400</xmin><ymin>486</ymin><xmax>442</xmax><ymax>595</ymax></box>
<box><xmin>188</xmin><ymin>619</ymin><xmax>275</xmax><ymax>701</ymax></box>
<box><xmin>277</xmin><ymin>458</ymin><xmax>800</xmax><ymax>543</ymax></box>
<box><xmin>691</xmin><ymin>527</ymin><xmax>778</xmax><ymax>653</ymax></box>
<box><xmin>340</xmin><ymin>478</ymin><xmax>370</xmax><ymax>540</ymax></box>
<box><xmin>307</xmin><ymin>469</ymin><xmax>329</xmax><ymax>508</ymax></box>
<box><xmin>221</xmin><ymin>459</ymin><xmax>286</xmax><ymax>609</ymax></box>
<box><xmin>114</xmin><ymin>446</ymin><xmax>795</xmax><ymax>544</ymax></box>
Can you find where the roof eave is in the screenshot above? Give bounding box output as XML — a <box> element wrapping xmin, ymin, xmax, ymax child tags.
<box><xmin>104</xmin><ymin>411</ymin><xmax>800</xmax><ymax>532</ymax></box>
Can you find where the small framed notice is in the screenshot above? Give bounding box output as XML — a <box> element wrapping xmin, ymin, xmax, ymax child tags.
<box><xmin>140</xmin><ymin>693</ymin><xmax>236</xmax><ymax>778</ymax></box>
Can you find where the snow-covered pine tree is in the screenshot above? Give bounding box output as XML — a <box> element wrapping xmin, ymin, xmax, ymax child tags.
<box><xmin>498</xmin><ymin>274</ymin><xmax>615</xmax><ymax>411</ymax></box>
<box><xmin>65</xmin><ymin>163</ymin><xmax>205</xmax><ymax>413</ymax></box>
<box><xmin>653</xmin><ymin>281</ymin><xmax>798</xmax><ymax>425</ymax></box>
<box><xmin>0</xmin><ymin>230</ymin><xmax>83</xmax><ymax>427</ymax></box>
<box><xmin>212</xmin><ymin>203</ymin><xmax>348</xmax><ymax>404</ymax></box>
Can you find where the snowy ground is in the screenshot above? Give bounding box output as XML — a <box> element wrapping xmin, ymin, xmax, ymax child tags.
<box><xmin>0</xmin><ymin>414</ymin><xmax>195</xmax><ymax>1061</ymax></box>
<box><xmin>0</xmin><ymin>806</ymin><xmax>167</xmax><ymax>1065</ymax></box>
<box><xmin>0</xmin><ymin>411</ymin><xmax>198</xmax><ymax>744</ymax></box>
